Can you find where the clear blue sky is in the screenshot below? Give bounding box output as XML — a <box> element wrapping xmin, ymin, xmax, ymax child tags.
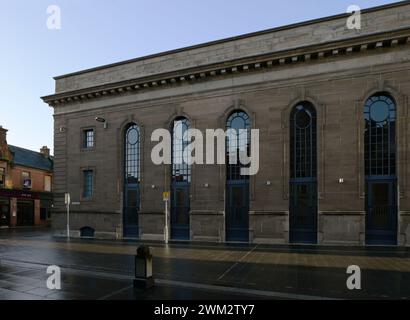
<box><xmin>0</xmin><ymin>0</ymin><xmax>396</xmax><ymax>153</ymax></box>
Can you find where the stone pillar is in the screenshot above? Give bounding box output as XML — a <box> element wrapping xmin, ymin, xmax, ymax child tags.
<box><xmin>34</xmin><ymin>199</ymin><xmax>41</xmax><ymax>226</ymax></box>
<box><xmin>10</xmin><ymin>198</ymin><xmax>17</xmax><ymax>227</ymax></box>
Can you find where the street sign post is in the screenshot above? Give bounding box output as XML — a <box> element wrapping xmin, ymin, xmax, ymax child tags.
<box><xmin>163</xmin><ymin>192</ymin><xmax>170</xmax><ymax>244</ymax></box>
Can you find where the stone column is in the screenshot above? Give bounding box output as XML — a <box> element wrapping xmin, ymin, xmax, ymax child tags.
<box><xmin>10</xmin><ymin>198</ymin><xmax>17</xmax><ymax>227</ymax></box>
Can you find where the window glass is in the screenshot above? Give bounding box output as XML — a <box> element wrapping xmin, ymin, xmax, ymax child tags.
<box><xmin>226</xmin><ymin>111</ymin><xmax>251</xmax><ymax>182</ymax></box>
<box><xmin>364</xmin><ymin>94</ymin><xmax>396</xmax><ymax>176</ymax></box>
<box><xmin>172</xmin><ymin>118</ymin><xmax>191</xmax><ymax>183</ymax></box>
<box><xmin>290</xmin><ymin>102</ymin><xmax>317</xmax><ymax>179</ymax></box>
<box><xmin>83</xmin><ymin>170</ymin><xmax>93</xmax><ymax>199</ymax></box>
<box><xmin>125</xmin><ymin>124</ymin><xmax>140</xmax><ymax>184</ymax></box>
<box><xmin>83</xmin><ymin>129</ymin><xmax>94</xmax><ymax>148</ymax></box>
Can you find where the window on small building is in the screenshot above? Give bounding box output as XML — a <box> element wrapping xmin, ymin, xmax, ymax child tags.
<box><xmin>44</xmin><ymin>176</ymin><xmax>52</xmax><ymax>192</ymax></box>
<box><xmin>83</xmin><ymin>129</ymin><xmax>94</xmax><ymax>149</ymax></box>
<box><xmin>22</xmin><ymin>171</ymin><xmax>31</xmax><ymax>189</ymax></box>
<box><xmin>83</xmin><ymin>170</ymin><xmax>94</xmax><ymax>199</ymax></box>
<box><xmin>0</xmin><ymin>168</ymin><xmax>5</xmax><ymax>188</ymax></box>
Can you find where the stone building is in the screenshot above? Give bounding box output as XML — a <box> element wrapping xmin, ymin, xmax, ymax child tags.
<box><xmin>0</xmin><ymin>127</ymin><xmax>53</xmax><ymax>228</ymax></box>
<box><xmin>43</xmin><ymin>2</ymin><xmax>410</xmax><ymax>246</ymax></box>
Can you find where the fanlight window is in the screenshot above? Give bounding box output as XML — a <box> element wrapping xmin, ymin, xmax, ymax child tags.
<box><xmin>290</xmin><ymin>102</ymin><xmax>317</xmax><ymax>179</ymax></box>
<box><xmin>364</xmin><ymin>94</ymin><xmax>396</xmax><ymax>176</ymax></box>
<box><xmin>226</xmin><ymin>111</ymin><xmax>251</xmax><ymax>181</ymax></box>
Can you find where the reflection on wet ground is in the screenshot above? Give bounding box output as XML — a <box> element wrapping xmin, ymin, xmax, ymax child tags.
<box><xmin>0</xmin><ymin>228</ymin><xmax>409</xmax><ymax>300</ymax></box>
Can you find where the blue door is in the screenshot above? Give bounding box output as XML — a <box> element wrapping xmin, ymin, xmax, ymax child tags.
<box><xmin>365</xmin><ymin>178</ymin><xmax>397</xmax><ymax>245</ymax></box>
<box><xmin>171</xmin><ymin>182</ymin><xmax>190</xmax><ymax>240</ymax></box>
<box><xmin>123</xmin><ymin>184</ymin><xmax>139</xmax><ymax>238</ymax></box>
<box><xmin>226</xmin><ymin>181</ymin><xmax>249</xmax><ymax>242</ymax></box>
<box><xmin>289</xmin><ymin>180</ymin><xmax>317</xmax><ymax>244</ymax></box>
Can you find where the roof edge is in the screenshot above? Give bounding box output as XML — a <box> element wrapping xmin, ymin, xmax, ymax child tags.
<box><xmin>53</xmin><ymin>1</ymin><xmax>409</xmax><ymax>80</ymax></box>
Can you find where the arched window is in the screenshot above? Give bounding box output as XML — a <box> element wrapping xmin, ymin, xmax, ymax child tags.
<box><xmin>225</xmin><ymin>110</ymin><xmax>251</xmax><ymax>242</ymax></box>
<box><xmin>170</xmin><ymin>117</ymin><xmax>191</xmax><ymax>240</ymax></box>
<box><xmin>226</xmin><ymin>111</ymin><xmax>251</xmax><ymax>181</ymax></box>
<box><xmin>123</xmin><ymin>123</ymin><xmax>140</xmax><ymax>238</ymax></box>
<box><xmin>290</xmin><ymin>102</ymin><xmax>317</xmax><ymax>179</ymax></box>
<box><xmin>172</xmin><ymin>117</ymin><xmax>191</xmax><ymax>183</ymax></box>
<box><xmin>125</xmin><ymin>124</ymin><xmax>140</xmax><ymax>183</ymax></box>
<box><xmin>364</xmin><ymin>93</ymin><xmax>397</xmax><ymax>245</ymax></box>
<box><xmin>364</xmin><ymin>94</ymin><xmax>396</xmax><ymax>177</ymax></box>
<box><xmin>289</xmin><ymin>102</ymin><xmax>317</xmax><ymax>244</ymax></box>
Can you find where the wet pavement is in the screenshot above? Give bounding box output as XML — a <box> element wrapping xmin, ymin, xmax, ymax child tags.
<box><xmin>0</xmin><ymin>228</ymin><xmax>409</xmax><ymax>300</ymax></box>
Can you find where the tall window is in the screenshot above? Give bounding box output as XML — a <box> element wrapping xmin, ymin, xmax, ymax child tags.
<box><xmin>125</xmin><ymin>124</ymin><xmax>140</xmax><ymax>184</ymax></box>
<box><xmin>290</xmin><ymin>102</ymin><xmax>317</xmax><ymax>179</ymax></box>
<box><xmin>172</xmin><ymin>117</ymin><xmax>191</xmax><ymax>183</ymax></box>
<box><xmin>83</xmin><ymin>129</ymin><xmax>94</xmax><ymax>149</ymax></box>
<box><xmin>364</xmin><ymin>94</ymin><xmax>396</xmax><ymax>177</ymax></box>
<box><xmin>44</xmin><ymin>176</ymin><xmax>52</xmax><ymax>192</ymax></box>
<box><xmin>226</xmin><ymin>111</ymin><xmax>251</xmax><ymax>181</ymax></box>
<box><xmin>83</xmin><ymin>170</ymin><xmax>93</xmax><ymax>199</ymax></box>
<box><xmin>289</xmin><ymin>102</ymin><xmax>318</xmax><ymax>244</ymax></box>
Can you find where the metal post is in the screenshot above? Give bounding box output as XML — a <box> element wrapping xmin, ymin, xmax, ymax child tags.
<box><xmin>65</xmin><ymin>193</ymin><xmax>70</xmax><ymax>239</ymax></box>
<box><xmin>164</xmin><ymin>199</ymin><xmax>169</xmax><ymax>244</ymax></box>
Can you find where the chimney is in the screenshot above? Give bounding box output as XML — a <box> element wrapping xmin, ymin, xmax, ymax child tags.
<box><xmin>40</xmin><ymin>146</ymin><xmax>50</xmax><ymax>158</ymax></box>
<box><xmin>0</xmin><ymin>126</ymin><xmax>7</xmax><ymax>148</ymax></box>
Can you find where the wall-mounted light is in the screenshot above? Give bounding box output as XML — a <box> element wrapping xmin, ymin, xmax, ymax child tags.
<box><xmin>151</xmin><ymin>185</ymin><xmax>156</xmax><ymax>189</ymax></box>
<box><xmin>339</xmin><ymin>178</ymin><xmax>345</xmax><ymax>184</ymax></box>
<box><xmin>266</xmin><ymin>181</ymin><xmax>272</xmax><ymax>186</ymax></box>
<box><xmin>95</xmin><ymin>117</ymin><xmax>108</xmax><ymax>129</ymax></box>
<box><xmin>204</xmin><ymin>183</ymin><xmax>209</xmax><ymax>188</ymax></box>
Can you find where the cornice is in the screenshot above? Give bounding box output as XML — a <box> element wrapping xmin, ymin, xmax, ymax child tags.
<box><xmin>42</xmin><ymin>28</ymin><xmax>410</xmax><ymax>108</ymax></box>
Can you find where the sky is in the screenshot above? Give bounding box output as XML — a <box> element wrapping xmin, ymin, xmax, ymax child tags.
<box><xmin>0</xmin><ymin>0</ymin><xmax>397</xmax><ymax>154</ymax></box>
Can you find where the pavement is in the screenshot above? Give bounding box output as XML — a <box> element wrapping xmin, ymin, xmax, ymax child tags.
<box><xmin>0</xmin><ymin>227</ymin><xmax>409</xmax><ymax>300</ymax></box>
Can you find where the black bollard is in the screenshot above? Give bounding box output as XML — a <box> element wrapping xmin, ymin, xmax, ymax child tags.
<box><xmin>133</xmin><ymin>245</ymin><xmax>154</xmax><ymax>289</ymax></box>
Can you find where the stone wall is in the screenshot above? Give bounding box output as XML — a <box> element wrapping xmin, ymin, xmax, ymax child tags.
<box><xmin>47</xmin><ymin>2</ymin><xmax>410</xmax><ymax>246</ymax></box>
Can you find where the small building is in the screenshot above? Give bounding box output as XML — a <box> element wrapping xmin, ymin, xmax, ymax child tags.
<box><xmin>0</xmin><ymin>126</ymin><xmax>53</xmax><ymax>228</ymax></box>
<box><xmin>42</xmin><ymin>2</ymin><xmax>410</xmax><ymax>246</ymax></box>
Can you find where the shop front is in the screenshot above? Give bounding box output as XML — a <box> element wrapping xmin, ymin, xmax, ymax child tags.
<box><xmin>0</xmin><ymin>190</ymin><xmax>52</xmax><ymax>227</ymax></box>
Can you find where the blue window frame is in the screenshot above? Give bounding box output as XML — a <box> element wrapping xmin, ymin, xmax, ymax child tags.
<box><xmin>289</xmin><ymin>102</ymin><xmax>318</xmax><ymax>244</ymax></box>
<box><xmin>83</xmin><ymin>170</ymin><xmax>93</xmax><ymax>199</ymax></box>
<box><xmin>364</xmin><ymin>93</ymin><xmax>397</xmax><ymax>245</ymax></box>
